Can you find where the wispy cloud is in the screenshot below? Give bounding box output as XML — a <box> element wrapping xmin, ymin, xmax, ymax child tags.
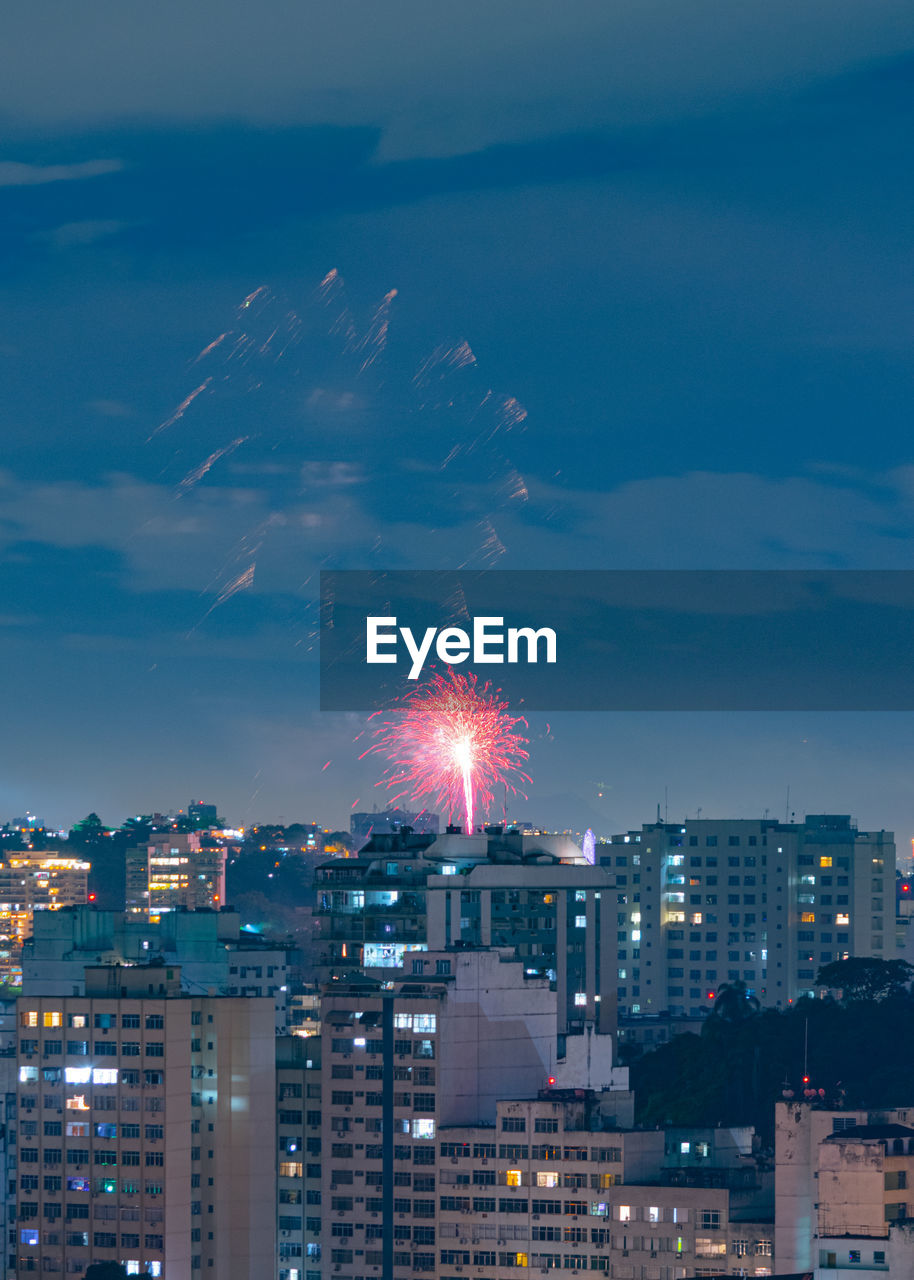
<box><xmin>0</xmin><ymin>158</ymin><xmax>122</xmax><ymax>187</ymax></box>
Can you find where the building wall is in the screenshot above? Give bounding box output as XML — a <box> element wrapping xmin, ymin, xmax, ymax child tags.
<box><xmin>14</xmin><ymin>986</ymin><xmax>275</xmax><ymax>1279</ymax></box>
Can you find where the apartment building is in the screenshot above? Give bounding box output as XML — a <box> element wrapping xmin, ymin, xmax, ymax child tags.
<box><xmin>601</xmin><ymin>815</ymin><xmax>896</xmax><ymax>1018</ymax></box>
<box><xmin>315</xmin><ymin>827</ymin><xmax>616</xmax><ymax>1037</ymax></box>
<box><xmin>14</xmin><ymin>963</ymin><xmax>275</xmax><ymax>1279</ymax></box>
<box><xmin>775</xmin><ymin>1102</ymin><xmax>914</xmax><ymax>1278</ymax></box>
<box><xmin>275</xmin><ymin>1034</ymin><xmax>322</xmax><ymax>1280</ymax></box>
<box><xmin>21</xmin><ymin>905</ymin><xmax>292</xmax><ymax>1033</ymax></box>
<box><xmin>125</xmin><ymin>832</ymin><xmax>226</xmax><ymax>917</ymax></box>
<box><xmin>0</xmin><ymin>854</ymin><xmax>90</xmax><ymax>983</ymax></box>
<box><xmin>433</xmin><ymin>1096</ymin><xmax>775</xmax><ymax>1280</ymax></box>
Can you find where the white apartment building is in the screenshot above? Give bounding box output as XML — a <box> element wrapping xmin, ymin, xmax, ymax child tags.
<box><xmin>14</xmin><ymin>963</ymin><xmax>275</xmax><ymax>1279</ymax></box>
<box><xmin>602</xmin><ymin>815</ymin><xmax>896</xmax><ymax>1018</ymax></box>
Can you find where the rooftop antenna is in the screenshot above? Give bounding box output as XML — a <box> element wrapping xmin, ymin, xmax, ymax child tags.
<box><xmin>656</xmin><ymin>802</ymin><xmax>661</xmax><ymax>823</ymax></box>
<box><xmin>785</xmin><ymin>786</ymin><xmax>790</xmax><ymax>824</ymax></box>
<box><xmin>664</xmin><ymin>786</ymin><xmax>668</xmax><ymax>824</ymax></box>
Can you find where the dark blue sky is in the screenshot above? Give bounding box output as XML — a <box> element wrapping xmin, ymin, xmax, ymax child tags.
<box><xmin>3</xmin><ymin>2</ymin><xmax>914</xmax><ymax>845</ymax></box>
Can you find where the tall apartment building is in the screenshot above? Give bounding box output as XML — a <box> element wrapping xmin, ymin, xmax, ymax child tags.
<box><xmin>315</xmin><ymin>828</ymin><xmax>615</xmax><ymax>1037</ymax></box>
<box><xmin>601</xmin><ymin>815</ymin><xmax>896</xmax><ymax>1018</ymax></box>
<box><xmin>21</xmin><ymin>905</ymin><xmax>292</xmax><ymax>1033</ymax></box>
<box><xmin>125</xmin><ymin>831</ymin><xmax>226</xmax><ymax>917</ymax></box>
<box><xmin>0</xmin><ymin>854</ymin><xmax>90</xmax><ymax>982</ymax></box>
<box><xmin>317</xmin><ymin>949</ymin><xmax>630</xmax><ymax>1280</ymax></box>
<box><xmin>775</xmin><ymin>1101</ymin><xmax>914</xmax><ymax>1277</ymax></box>
<box><xmin>14</xmin><ymin>963</ymin><xmax>275</xmax><ymax>1279</ymax></box>
<box><xmin>275</xmin><ymin>1035</ymin><xmax>322</xmax><ymax>1280</ymax></box>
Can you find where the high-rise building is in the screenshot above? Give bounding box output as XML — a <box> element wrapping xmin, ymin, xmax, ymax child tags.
<box><xmin>14</xmin><ymin>962</ymin><xmax>275</xmax><ymax>1279</ymax></box>
<box><xmin>0</xmin><ymin>853</ymin><xmax>90</xmax><ymax>982</ymax></box>
<box><xmin>125</xmin><ymin>831</ymin><xmax>226</xmax><ymax>916</ymax></box>
<box><xmin>316</xmin><ymin>947</ymin><xmax>630</xmax><ymax>1280</ymax></box>
<box><xmin>275</xmin><ymin>1034</ymin><xmax>322</xmax><ymax>1280</ymax></box>
<box><xmin>602</xmin><ymin>815</ymin><xmax>896</xmax><ymax>1019</ymax></box>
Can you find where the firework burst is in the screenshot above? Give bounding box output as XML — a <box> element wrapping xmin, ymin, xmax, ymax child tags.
<box><xmin>362</xmin><ymin>671</ymin><xmax>531</xmax><ymax>832</ymax></box>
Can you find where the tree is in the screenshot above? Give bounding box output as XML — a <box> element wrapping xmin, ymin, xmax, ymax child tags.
<box><xmin>69</xmin><ymin>812</ymin><xmax>108</xmax><ymax>845</ymax></box>
<box><xmin>707</xmin><ymin>979</ymin><xmax>761</xmax><ymax>1024</ymax></box>
<box><xmin>815</xmin><ymin>957</ymin><xmax>914</xmax><ymax>1002</ymax></box>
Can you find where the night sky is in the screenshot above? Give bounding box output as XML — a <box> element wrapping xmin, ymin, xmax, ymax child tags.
<box><xmin>3</xmin><ymin>2</ymin><xmax>914</xmax><ymax>847</ymax></box>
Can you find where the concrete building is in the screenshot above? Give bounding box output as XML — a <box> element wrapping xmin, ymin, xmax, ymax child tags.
<box><xmin>601</xmin><ymin>816</ymin><xmax>896</xmax><ymax>1018</ymax></box>
<box><xmin>125</xmin><ymin>831</ymin><xmax>226</xmax><ymax>917</ymax></box>
<box><xmin>14</xmin><ymin>963</ymin><xmax>275</xmax><ymax>1279</ymax></box>
<box><xmin>315</xmin><ymin>828</ymin><xmax>617</xmax><ymax>1039</ymax></box>
<box><xmin>316</xmin><ymin>948</ymin><xmax>631</xmax><ymax>1280</ymax></box>
<box><xmin>775</xmin><ymin>1101</ymin><xmax>914</xmax><ymax>1278</ymax></box>
<box><xmin>21</xmin><ymin>905</ymin><xmax>292</xmax><ymax>1033</ymax></box>
<box><xmin>0</xmin><ymin>854</ymin><xmax>90</xmax><ymax>983</ymax></box>
<box><xmin>275</xmin><ymin>1034</ymin><xmax>322</xmax><ymax>1280</ymax></box>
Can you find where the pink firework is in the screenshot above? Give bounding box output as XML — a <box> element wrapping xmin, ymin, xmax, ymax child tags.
<box><xmin>362</xmin><ymin>671</ymin><xmax>531</xmax><ymax>832</ymax></box>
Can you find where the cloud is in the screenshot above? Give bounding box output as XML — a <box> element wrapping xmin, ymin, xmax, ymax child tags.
<box><xmin>0</xmin><ymin>158</ymin><xmax>122</xmax><ymax>187</ymax></box>
<box><xmin>39</xmin><ymin>219</ymin><xmax>127</xmax><ymax>248</ymax></box>
<box><xmin>0</xmin><ymin>2</ymin><xmax>910</xmax><ymax>159</ymax></box>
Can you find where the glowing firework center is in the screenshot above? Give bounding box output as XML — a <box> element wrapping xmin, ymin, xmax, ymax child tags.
<box><xmin>364</xmin><ymin>671</ymin><xmax>531</xmax><ymax>833</ymax></box>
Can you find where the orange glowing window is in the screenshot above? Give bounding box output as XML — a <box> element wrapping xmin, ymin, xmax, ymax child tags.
<box><xmin>801</xmin><ymin>912</ymin><xmax>815</xmax><ymax>924</ymax></box>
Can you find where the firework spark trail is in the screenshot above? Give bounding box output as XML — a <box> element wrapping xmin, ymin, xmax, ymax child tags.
<box><xmin>363</xmin><ymin>671</ymin><xmax>530</xmax><ymax>832</ymax></box>
<box><xmin>192</xmin><ymin>332</ymin><xmax>228</xmax><ymax>364</ymax></box>
<box><xmin>148</xmin><ymin>378</ymin><xmax>212</xmax><ymax>440</ymax></box>
<box><xmin>177</xmin><ymin>437</ymin><xmax>248</xmax><ymax>494</ymax></box>
<box><xmin>413</xmin><ymin>340</ymin><xmax>478</xmax><ymax>388</ymax></box>
<box><xmin>354</xmin><ymin>289</ymin><xmax>398</xmax><ymax>373</ymax></box>
<box><xmin>316</xmin><ymin>269</ymin><xmax>358</xmax><ymax>345</ymax></box>
<box><xmin>239</xmin><ymin>286</ymin><xmax>269</xmax><ymax>313</ymax></box>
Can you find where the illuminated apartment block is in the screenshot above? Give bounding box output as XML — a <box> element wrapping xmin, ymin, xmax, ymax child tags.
<box><xmin>14</xmin><ymin>964</ymin><xmax>275</xmax><ymax>1279</ymax></box>
<box><xmin>602</xmin><ymin>815</ymin><xmax>896</xmax><ymax>1019</ymax></box>
<box><xmin>125</xmin><ymin>831</ymin><xmax>226</xmax><ymax>916</ymax></box>
<box><xmin>275</xmin><ymin>1034</ymin><xmax>322</xmax><ymax>1280</ymax></box>
<box><xmin>0</xmin><ymin>854</ymin><xmax>90</xmax><ymax>982</ymax></box>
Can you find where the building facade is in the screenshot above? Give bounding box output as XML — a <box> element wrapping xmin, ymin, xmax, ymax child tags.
<box><xmin>14</xmin><ymin>964</ymin><xmax>275</xmax><ymax>1279</ymax></box>
<box><xmin>601</xmin><ymin>816</ymin><xmax>896</xmax><ymax>1018</ymax></box>
<box><xmin>125</xmin><ymin>832</ymin><xmax>226</xmax><ymax>917</ymax></box>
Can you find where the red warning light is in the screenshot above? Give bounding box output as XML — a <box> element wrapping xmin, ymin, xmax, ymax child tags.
<box><xmin>802</xmin><ymin>1075</ymin><xmax>810</xmax><ymax>1085</ymax></box>
<box><xmin>707</xmin><ymin>991</ymin><xmax>715</xmax><ymax>999</ymax></box>
<box><xmin>88</xmin><ymin>893</ymin><xmax>96</xmax><ymax>902</ymax></box>
<box><xmin>547</xmin><ymin>1077</ymin><xmax>556</xmax><ymax>1087</ymax></box>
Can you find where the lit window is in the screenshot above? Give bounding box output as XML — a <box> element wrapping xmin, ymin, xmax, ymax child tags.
<box><xmin>506</xmin><ymin>1170</ymin><xmax>523</xmax><ymax>1187</ymax></box>
<box><xmin>690</xmin><ymin>913</ymin><xmax>703</xmax><ymax>925</ymax></box>
<box><xmin>575</xmin><ymin>916</ymin><xmax>587</xmax><ymax>928</ymax></box>
<box><xmin>515</xmin><ymin>1255</ymin><xmax>528</xmax><ymax>1268</ymax></box>
<box><xmin>394</xmin><ymin>1014</ymin><xmax>412</xmax><ymax>1030</ymax></box>
<box><xmin>648</xmin><ymin>1206</ymin><xmax>660</xmax><ymax>1222</ymax></box>
<box><xmin>536</xmin><ymin>1172</ymin><xmax>558</xmax><ymax>1187</ymax></box>
<box><xmin>19</xmin><ymin>1066</ymin><xmax>38</xmax><ymax>1083</ymax></box>
<box><xmin>21</xmin><ymin>1011</ymin><xmax>38</xmax><ymax>1028</ymax></box>
<box><xmin>20</xmin><ymin>1228</ymin><xmax>39</xmax><ymax>1246</ymax></box>
<box><xmin>618</xmin><ymin>1206</ymin><xmax>631</xmax><ymax>1221</ymax></box>
<box><xmin>574</xmin><ymin>993</ymin><xmax>587</xmax><ymax>1007</ymax></box>
<box><xmin>412</xmin><ymin>1118</ymin><xmax>435</xmax><ymax>1139</ymax></box>
<box><xmin>92</xmin><ymin>1068</ymin><xmax>118</xmax><ymax>1085</ymax></box>
<box><xmin>64</xmin><ymin>1067</ymin><xmax>92</xmax><ymax>1085</ymax></box>
<box><xmin>413</xmin><ymin>1014</ymin><xmax>436</xmax><ymax>1033</ymax></box>
<box><xmin>43</xmin><ymin>1012</ymin><xmax>62</xmax><ymax>1028</ymax></box>
<box><xmin>836</xmin><ymin>913</ymin><xmax>850</xmax><ymax>926</ymax></box>
<box><xmin>801</xmin><ymin>912</ymin><xmax>815</xmax><ymax>924</ymax></box>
